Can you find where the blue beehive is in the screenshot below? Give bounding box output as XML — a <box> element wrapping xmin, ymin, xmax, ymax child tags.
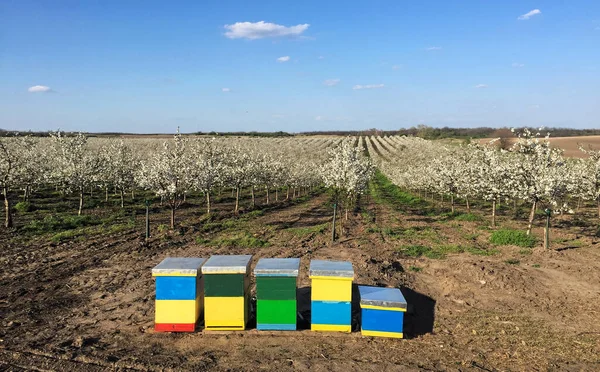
<box><xmin>358</xmin><ymin>286</ymin><xmax>407</xmax><ymax>338</ymax></box>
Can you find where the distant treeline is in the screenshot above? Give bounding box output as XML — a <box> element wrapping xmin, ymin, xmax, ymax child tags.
<box><xmin>1</xmin><ymin>126</ymin><xmax>599</xmax><ymax>139</ymax></box>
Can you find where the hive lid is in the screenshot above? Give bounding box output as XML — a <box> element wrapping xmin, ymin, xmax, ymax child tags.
<box><xmin>358</xmin><ymin>286</ymin><xmax>407</xmax><ymax>310</ymax></box>
<box><xmin>254</xmin><ymin>258</ymin><xmax>301</xmax><ymax>277</ymax></box>
<box><xmin>152</xmin><ymin>257</ymin><xmax>207</xmax><ymax>276</ymax></box>
<box><xmin>201</xmin><ymin>255</ymin><xmax>253</xmax><ymax>274</ymax></box>
<box><xmin>309</xmin><ymin>259</ymin><xmax>354</xmax><ymax>278</ymax></box>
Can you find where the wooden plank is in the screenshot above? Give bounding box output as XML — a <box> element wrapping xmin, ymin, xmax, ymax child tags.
<box><xmin>256</xmin><ymin>277</ymin><xmax>297</xmax><ymax>300</ymax></box>
<box><xmin>311</xmin><ymin>278</ymin><xmax>352</xmax><ymax>302</ymax></box>
<box><xmin>204</xmin><ymin>273</ymin><xmax>247</xmax><ymax>297</ymax></box>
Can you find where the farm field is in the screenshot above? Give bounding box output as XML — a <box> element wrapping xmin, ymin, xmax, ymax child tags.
<box><xmin>1</xmin><ymin>134</ymin><xmax>600</xmax><ymax>371</ymax></box>
<box><xmin>479</xmin><ymin>135</ymin><xmax>600</xmax><ymax>158</ymax></box>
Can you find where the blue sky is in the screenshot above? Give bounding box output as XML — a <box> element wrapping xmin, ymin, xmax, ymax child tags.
<box><xmin>1</xmin><ymin>1</ymin><xmax>599</xmax><ymax>133</ymax></box>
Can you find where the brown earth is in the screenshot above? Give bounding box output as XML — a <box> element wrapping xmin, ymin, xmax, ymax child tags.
<box><xmin>479</xmin><ymin>135</ymin><xmax>600</xmax><ymax>158</ymax></box>
<box><xmin>1</xmin><ymin>187</ymin><xmax>600</xmax><ymax>371</ymax></box>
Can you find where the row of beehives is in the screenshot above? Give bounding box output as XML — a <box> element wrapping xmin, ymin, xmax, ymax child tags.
<box><xmin>152</xmin><ymin>255</ymin><xmax>407</xmax><ymax>338</ymax></box>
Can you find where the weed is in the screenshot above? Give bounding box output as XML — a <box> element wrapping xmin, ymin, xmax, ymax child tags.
<box><xmin>464</xmin><ymin>233</ymin><xmax>479</xmax><ymax>241</ymax></box>
<box><xmin>532</xmin><ymin>264</ymin><xmax>541</xmax><ymax>268</ymax></box>
<box><xmin>455</xmin><ymin>213</ymin><xmax>483</xmax><ymax>222</ymax></box>
<box><xmin>209</xmin><ymin>232</ymin><xmax>269</xmax><ymax>248</ymax></box>
<box><xmin>490</xmin><ymin>229</ymin><xmax>536</xmax><ymax>248</ymax></box>
<box><xmin>505</xmin><ymin>259</ymin><xmax>520</xmax><ymax>265</ymax></box>
<box><xmin>22</xmin><ymin>214</ymin><xmax>98</xmax><ymax>234</ymax></box>
<box><xmin>466</xmin><ymin>246</ymin><xmax>499</xmax><ymax>256</ymax></box>
<box><xmin>14</xmin><ymin>202</ymin><xmax>34</xmax><ymax>213</ymax></box>
<box><xmin>519</xmin><ymin>249</ymin><xmax>532</xmax><ymax>255</ymax></box>
<box><xmin>409</xmin><ymin>266</ymin><xmax>422</xmax><ymax>272</ymax></box>
<box><xmin>397</xmin><ymin>244</ymin><xmax>455</xmax><ymax>259</ymax></box>
<box><xmin>51</xmin><ymin>229</ymin><xmax>85</xmax><ymax>243</ymax></box>
<box><xmin>157</xmin><ymin>224</ymin><xmax>169</xmax><ymax>233</ymax></box>
<box><xmin>287</xmin><ymin>223</ymin><xmax>328</xmax><ymax>236</ymax></box>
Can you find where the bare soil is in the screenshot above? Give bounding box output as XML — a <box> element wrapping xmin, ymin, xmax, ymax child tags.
<box><xmin>479</xmin><ymin>135</ymin><xmax>600</xmax><ymax>158</ymax></box>
<box><xmin>1</xmin><ymin>187</ymin><xmax>600</xmax><ymax>371</ymax></box>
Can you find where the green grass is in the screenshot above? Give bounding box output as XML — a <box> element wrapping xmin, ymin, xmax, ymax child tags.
<box><xmin>532</xmin><ymin>264</ymin><xmax>541</xmax><ymax>268</ymax></box>
<box><xmin>287</xmin><ymin>223</ymin><xmax>328</xmax><ymax>236</ymax></box>
<box><xmin>14</xmin><ymin>201</ymin><xmax>34</xmax><ymax>213</ymax></box>
<box><xmin>409</xmin><ymin>266</ymin><xmax>423</xmax><ymax>272</ymax></box>
<box><xmin>398</xmin><ymin>243</ymin><xmax>499</xmax><ymax>259</ymax></box>
<box><xmin>201</xmin><ymin>232</ymin><xmax>269</xmax><ymax>248</ymax></box>
<box><xmin>490</xmin><ymin>229</ymin><xmax>537</xmax><ymax>248</ymax></box>
<box><xmin>505</xmin><ymin>259</ymin><xmax>520</xmax><ymax>265</ymax></box>
<box><xmin>465</xmin><ymin>246</ymin><xmax>499</xmax><ymax>256</ymax></box>
<box><xmin>22</xmin><ymin>214</ymin><xmax>99</xmax><ymax>234</ymax></box>
<box><xmin>464</xmin><ymin>233</ymin><xmax>480</xmax><ymax>241</ymax></box>
<box><xmin>369</xmin><ymin>170</ymin><xmax>425</xmax><ymax>209</ymax></box>
<box><xmin>50</xmin><ymin>229</ymin><xmax>87</xmax><ymax>243</ymax></box>
<box><xmin>519</xmin><ymin>249</ymin><xmax>532</xmax><ymax>255</ymax></box>
<box><xmin>454</xmin><ymin>213</ymin><xmax>483</xmax><ymax>222</ymax></box>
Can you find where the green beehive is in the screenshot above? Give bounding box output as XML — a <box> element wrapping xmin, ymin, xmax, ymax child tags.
<box><xmin>254</xmin><ymin>258</ymin><xmax>300</xmax><ymax>330</ymax></box>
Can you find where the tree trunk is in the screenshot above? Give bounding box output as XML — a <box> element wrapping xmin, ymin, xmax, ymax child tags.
<box><xmin>3</xmin><ymin>186</ymin><xmax>12</xmax><ymax>228</ymax></box>
<box><xmin>513</xmin><ymin>199</ymin><xmax>518</xmax><ymax>218</ymax></box>
<box><xmin>105</xmin><ymin>186</ymin><xmax>109</xmax><ymax>202</ymax></box>
<box><xmin>526</xmin><ymin>200</ymin><xmax>537</xmax><ymax>236</ymax></box>
<box><xmin>275</xmin><ymin>189</ymin><xmax>278</xmax><ymax>202</ymax></box>
<box><xmin>120</xmin><ymin>189</ymin><xmax>124</xmax><ymax>208</ymax></box>
<box><xmin>266</xmin><ymin>187</ymin><xmax>270</xmax><ymax>205</ymax></box>
<box><xmin>183</xmin><ymin>193</ymin><xmax>186</xmax><ymax>202</ymax></box>
<box><xmin>597</xmin><ymin>198</ymin><xmax>600</xmax><ymax>219</ymax></box>
<box><xmin>451</xmin><ymin>194</ymin><xmax>455</xmax><ymax>214</ymax></box>
<box><xmin>170</xmin><ymin>207</ymin><xmax>175</xmax><ymax>229</ymax></box>
<box><xmin>235</xmin><ymin>187</ymin><xmax>240</xmax><ymax>214</ymax></box>
<box><xmin>231</xmin><ymin>188</ymin><xmax>235</xmax><ymax>198</ymax></box>
<box><xmin>251</xmin><ymin>186</ymin><xmax>255</xmax><ymax>207</ymax></box>
<box><xmin>78</xmin><ymin>188</ymin><xmax>84</xmax><ymax>216</ymax></box>
<box><xmin>286</xmin><ymin>186</ymin><xmax>289</xmax><ymax>200</ymax></box>
<box><xmin>466</xmin><ymin>196</ymin><xmax>470</xmax><ymax>213</ymax></box>
<box><xmin>131</xmin><ymin>189</ymin><xmax>135</xmax><ymax>200</ymax></box>
<box><xmin>492</xmin><ymin>199</ymin><xmax>497</xmax><ymax>227</ymax></box>
<box><xmin>345</xmin><ymin>205</ymin><xmax>349</xmax><ymax>221</ymax></box>
<box><xmin>206</xmin><ymin>192</ymin><xmax>211</xmax><ymax>215</ymax></box>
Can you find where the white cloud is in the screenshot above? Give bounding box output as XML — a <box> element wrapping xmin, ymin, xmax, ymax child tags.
<box><xmin>518</xmin><ymin>9</ymin><xmax>541</xmax><ymax>20</ymax></box>
<box><xmin>323</xmin><ymin>79</ymin><xmax>340</xmax><ymax>86</ymax></box>
<box><xmin>425</xmin><ymin>46</ymin><xmax>442</xmax><ymax>51</ymax></box>
<box><xmin>276</xmin><ymin>56</ymin><xmax>290</xmax><ymax>63</ymax></box>
<box><xmin>392</xmin><ymin>65</ymin><xmax>402</xmax><ymax>70</ymax></box>
<box><xmin>28</xmin><ymin>85</ymin><xmax>52</xmax><ymax>93</ymax></box>
<box><xmin>222</xmin><ymin>88</ymin><xmax>231</xmax><ymax>92</ymax></box>
<box><xmin>512</xmin><ymin>62</ymin><xmax>525</xmax><ymax>68</ymax></box>
<box><xmin>475</xmin><ymin>84</ymin><xmax>488</xmax><ymax>89</ymax></box>
<box><xmin>353</xmin><ymin>84</ymin><xmax>384</xmax><ymax>90</ymax></box>
<box><xmin>224</xmin><ymin>21</ymin><xmax>309</xmax><ymax>40</ymax></box>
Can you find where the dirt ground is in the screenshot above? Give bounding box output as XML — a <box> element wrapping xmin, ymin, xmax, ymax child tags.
<box><xmin>479</xmin><ymin>135</ymin><xmax>600</xmax><ymax>158</ymax></box>
<box><xmin>1</xmin><ymin>185</ymin><xmax>600</xmax><ymax>371</ymax></box>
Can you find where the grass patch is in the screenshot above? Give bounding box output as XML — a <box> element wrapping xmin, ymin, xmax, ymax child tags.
<box><xmin>14</xmin><ymin>201</ymin><xmax>34</xmax><ymax>213</ymax></box>
<box><xmin>287</xmin><ymin>223</ymin><xmax>328</xmax><ymax>236</ymax></box>
<box><xmin>490</xmin><ymin>229</ymin><xmax>536</xmax><ymax>248</ymax></box>
<box><xmin>519</xmin><ymin>249</ymin><xmax>532</xmax><ymax>255</ymax></box>
<box><xmin>409</xmin><ymin>266</ymin><xmax>422</xmax><ymax>272</ymax></box>
<box><xmin>51</xmin><ymin>229</ymin><xmax>86</xmax><ymax>243</ymax></box>
<box><xmin>397</xmin><ymin>244</ymin><xmax>462</xmax><ymax>259</ymax></box>
<box><xmin>505</xmin><ymin>259</ymin><xmax>520</xmax><ymax>265</ymax></box>
<box><xmin>532</xmin><ymin>264</ymin><xmax>541</xmax><ymax>268</ymax></box>
<box><xmin>466</xmin><ymin>246</ymin><xmax>499</xmax><ymax>256</ymax></box>
<box><xmin>402</xmin><ymin>227</ymin><xmax>445</xmax><ymax>244</ymax></box>
<box><xmin>369</xmin><ymin>170</ymin><xmax>426</xmax><ymax>210</ymax></box>
<box><xmin>455</xmin><ymin>213</ymin><xmax>483</xmax><ymax>222</ymax></box>
<box><xmin>464</xmin><ymin>233</ymin><xmax>479</xmax><ymax>241</ymax></box>
<box><xmin>22</xmin><ymin>214</ymin><xmax>99</xmax><ymax>235</ymax></box>
<box><xmin>206</xmin><ymin>232</ymin><xmax>269</xmax><ymax>248</ymax></box>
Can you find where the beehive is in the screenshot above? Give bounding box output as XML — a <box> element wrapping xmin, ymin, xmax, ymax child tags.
<box><xmin>358</xmin><ymin>286</ymin><xmax>407</xmax><ymax>338</ymax></box>
<box><xmin>309</xmin><ymin>259</ymin><xmax>354</xmax><ymax>333</ymax></box>
<box><xmin>152</xmin><ymin>257</ymin><xmax>207</xmax><ymax>332</ymax></box>
<box><xmin>254</xmin><ymin>258</ymin><xmax>300</xmax><ymax>331</ymax></box>
<box><xmin>201</xmin><ymin>255</ymin><xmax>252</xmax><ymax>331</ymax></box>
